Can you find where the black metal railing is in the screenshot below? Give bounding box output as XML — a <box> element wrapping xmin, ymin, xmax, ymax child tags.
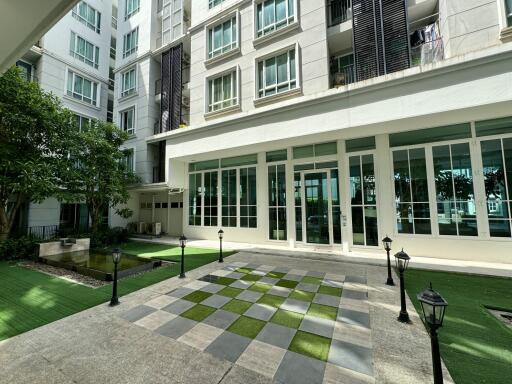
<box><xmin>331</xmin><ymin>64</ymin><xmax>355</xmax><ymax>87</ymax></box>
<box><xmin>411</xmin><ymin>38</ymin><xmax>444</xmax><ymax>67</ymax></box>
<box><xmin>154</xmin><ymin>120</ymin><xmax>162</xmax><ymax>135</ymax></box>
<box><xmin>328</xmin><ymin>0</ymin><xmax>352</xmax><ymax>27</ymax></box>
<box><xmin>11</xmin><ymin>225</ymin><xmax>91</xmax><ymax>241</ymax></box>
<box><xmin>152</xmin><ymin>166</ymin><xmax>164</xmax><ymax>183</ymax></box>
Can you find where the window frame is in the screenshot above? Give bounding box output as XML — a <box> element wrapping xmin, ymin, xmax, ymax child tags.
<box><xmin>123</xmin><ymin>27</ymin><xmax>139</xmax><ymax>58</ymax></box>
<box><xmin>205</xmin><ymin>66</ymin><xmax>240</xmax><ymax>115</ymax></box>
<box><xmin>205</xmin><ymin>12</ymin><xmax>240</xmax><ymax>62</ymax></box>
<box><xmin>70</xmin><ymin>31</ymin><xmax>100</xmax><ymax>69</ymax></box>
<box><xmin>253</xmin><ymin>0</ymin><xmax>298</xmax><ymax>41</ymax></box>
<box><xmin>72</xmin><ymin>1</ymin><xmax>101</xmax><ymax>34</ymax></box>
<box><xmin>120</xmin><ymin>66</ymin><xmax>137</xmax><ymax>98</ymax></box>
<box><xmin>209</xmin><ymin>0</ymin><xmax>225</xmax><ymax>9</ymax></box>
<box><xmin>66</xmin><ymin>69</ymin><xmax>99</xmax><ymax>106</ymax></box>
<box><xmin>506</xmin><ymin>0</ymin><xmax>512</xmax><ymax>27</ymax></box>
<box><xmin>268</xmin><ymin>162</ymin><xmax>287</xmax><ymax>241</ymax></box>
<box><xmin>120</xmin><ymin>106</ymin><xmax>136</xmax><ymax>135</ymax></box>
<box><xmin>125</xmin><ymin>0</ymin><xmax>140</xmax><ymax>20</ymax></box>
<box><xmin>73</xmin><ymin>113</ymin><xmax>93</xmax><ymax>132</ymax></box>
<box><xmin>122</xmin><ymin>147</ymin><xmax>136</xmax><ymax>173</ymax></box>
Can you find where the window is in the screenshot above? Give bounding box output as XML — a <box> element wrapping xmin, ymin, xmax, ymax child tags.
<box><xmin>125</xmin><ymin>0</ymin><xmax>140</xmax><ymax>20</ymax></box>
<box><xmin>349</xmin><ymin>154</ymin><xmax>378</xmax><ymax>246</ymax></box>
<box><xmin>120</xmin><ymin>107</ymin><xmax>135</xmax><ymax>134</ymax></box>
<box><xmin>74</xmin><ymin>114</ymin><xmax>92</xmax><ymax>132</ymax></box>
<box><xmin>188</xmin><ymin>171</ymin><xmax>219</xmax><ymax>227</ymax></box>
<box><xmin>67</xmin><ymin>70</ymin><xmax>98</xmax><ymax>106</ymax></box>
<box><xmin>209</xmin><ymin>0</ymin><xmax>224</xmax><ymax>9</ymax></box>
<box><xmin>506</xmin><ymin>0</ymin><xmax>512</xmax><ymax>26</ymax></box>
<box><xmin>222</xmin><ymin>169</ymin><xmax>237</xmax><ymax>227</ymax></box>
<box><xmin>72</xmin><ymin>1</ymin><xmax>101</xmax><ymax>33</ymax></box>
<box><xmin>256</xmin><ymin>0</ymin><xmax>295</xmax><ymax>38</ymax></box>
<box><xmin>122</xmin><ymin>149</ymin><xmax>135</xmax><ymax>173</ymax></box>
<box><xmin>207</xmin><ymin>70</ymin><xmax>238</xmax><ymax>113</ymax></box>
<box><xmin>268</xmin><ymin>164</ymin><xmax>287</xmax><ymax>240</ymax></box>
<box><xmin>257</xmin><ymin>48</ymin><xmax>297</xmax><ymax>98</ymax></box>
<box><xmin>393</xmin><ymin>148</ymin><xmax>432</xmax><ymax>235</ymax></box>
<box><xmin>481</xmin><ymin>138</ymin><xmax>512</xmax><ymax>237</ymax></box>
<box><xmin>70</xmin><ymin>32</ymin><xmax>99</xmax><ymax>69</ymax></box>
<box><xmin>204</xmin><ymin>171</ymin><xmax>218</xmax><ymax>227</ymax></box>
<box><xmin>208</xmin><ymin>16</ymin><xmax>237</xmax><ymax>59</ymax></box>
<box><xmin>162</xmin><ymin>0</ymin><xmax>183</xmax><ymax>46</ymax></box>
<box><xmin>189</xmin><ymin>173</ymin><xmax>202</xmax><ymax>225</ymax></box>
<box><xmin>16</xmin><ymin>61</ymin><xmax>32</xmax><ymax>81</ymax></box>
<box><xmin>121</xmin><ymin>68</ymin><xmax>136</xmax><ymax>97</ymax></box>
<box><xmin>123</xmin><ymin>27</ymin><xmax>139</xmax><ymax>58</ymax></box>
<box><xmin>294</xmin><ymin>172</ymin><xmax>302</xmax><ymax>241</ymax></box>
<box><xmin>433</xmin><ymin>143</ymin><xmax>477</xmax><ymax>236</ymax></box>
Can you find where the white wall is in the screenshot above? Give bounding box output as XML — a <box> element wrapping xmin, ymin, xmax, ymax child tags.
<box><xmin>28</xmin><ymin>199</ymin><xmax>61</xmax><ymax>227</ymax></box>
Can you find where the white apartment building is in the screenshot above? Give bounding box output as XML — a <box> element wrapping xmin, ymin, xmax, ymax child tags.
<box><xmin>14</xmin><ymin>0</ymin><xmax>117</xmax><ymax>235</ymax></box>
<box><xmin>113</xmin><ymin>0</ymin><xmax>512</xmax><ymax>264</ymax></box>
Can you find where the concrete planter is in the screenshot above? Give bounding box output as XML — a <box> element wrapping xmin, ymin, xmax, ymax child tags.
<box><xmin>38</xmin><ymin>238</ymin><xmax>90</xmax><ymax>257</ymax></box>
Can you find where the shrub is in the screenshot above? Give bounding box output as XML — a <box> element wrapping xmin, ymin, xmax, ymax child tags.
<box><xmin>90</xmin><ymin>227</ymin><xmax>129</xmax><ymax>248</ymax></box>
<box><xmin>0</xmin><ymin>237</ymin><xmax>38</xmax><ymax>261</ymax></box>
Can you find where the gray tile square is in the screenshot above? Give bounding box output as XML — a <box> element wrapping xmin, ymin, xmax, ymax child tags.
<box><xmin>226</xmin><ymin>272</ymin><xmax>244</xmax><ymax>279</ymax></box>
<box><xmin>343</xmin><ymin>290</ymin><xmax>368</xmax><ymax>301</ymax></box>
<box><xmin>306</xmin><ymin>270</ymin><xmax>326</xmax><ymax>278</ymax></box>
<box><xmin>267</xmin><ymin>286</ymin><xmax>292</xmax><ymax>298</ymax></box>
<box><xmin>345</xmin><ymin>275</ymin><xmax>367</xmax><ymax>284</ymax></box>
<box><xmin>203</xmin><ymin>309</ymin><xmax>240</xmax><ymax>329</ymax></box>
<box><xmin>201</xmin><ymin>294</ymin><xmax>232</xmax><ymax>309</ymax></box>
<box><xmin>222</xmin><ymin>265</ymin><xmax>239</xmax><ymax>271</ymax></box>
<box><xmin>283</xmin><ymin>273</ymin><xmax>303</xmax><ymax>282</ymax></box>
<box><xmin>338</xmin><ymin>309</ymin><xmax>370</xmax><ymax>329</ymax></box>
<box><xmin>313</xmin><ymin>293</ymin><xmax>341</xmax><ymax>308</ymax></box>
<box><xmin>296</xmin><ymin>282</ymin><xmax>320</xmax><ymax>293</ymax></box>
<box><xmin>236</xmin><ymin>290</ymin><xmax>264</xmax><ymax>303</ymax></box>
<box><xmin>272</xmin><ymin>266</ymin><xmax>291</xmax><ymax>273</ymax></box>
<box><xmin>120</xmin><ymin>305</ymin><xmax>156</xmax><ymax>322</ymax></box>
<box><xmin>199</xmin><ymin>283</ymin><xmax>225</xmax><ymax>294</ymax></box>
<box><xmin>274</xmin><ymin>351</ymin><xmax>326</xmax><ymax>384</ymax></box>
<box><xmin>249</xmin><ymin>270</ymin><xmax>267</xmax><ymax>276</ymax></box>
<box><xmin>321</xmin><ymin>279</ymin><xmax>344</xmax><ymax>288</ymax></box>
<box><xmin>328</xmin><ymin>339</ymin><xmax>373</xmax><ymax>376</ymax></box>
<box><xmin>155</xmin><ymin>316</ymin><xmax>197</xmax><ymax>339</ymax></box>
<box><xmin>167</xmin><ymin>287</ymin><xmax>195</xmax><ymax>298</ymax></box>
<box><xmin>245</xmin><ymin>263</ymin><xmax>261</xmax><ymax>269</ymax></box>
<box><xmin>230</xmin><ymin>280</ymin><xmax>254</xmax><ymax>290</ymax></box>
<box><xmin>205</xmin><ymin>331</ymin><xmax>251</xmax><ymax>363</ymax></box>
<box><xmin>245</xmin><ymin>303</ymin><xmax>277</xmax><ymax>321</ymax></box>
<box><xmin>256</xmin><ymin>323</ymin><xmax>296</xmax><ymax>349</ymax></box>
<box><xmin>161</xmin><ymin>299</ymin><xmax>196</xmax><ymax>315</ymax></box>
<box><xmin>281</xmin><ymin>298</ymin><xmax>310</xmax><ymax>314</ymax></box>
<box><xmin>299</xmin><ymin>315</ymin><xmax>335</xmax><ymax>338</ymax></box>
<box><xmin>259</xmin><ymin>276</ymin><xmax>279</xmax><ymax>285</ymax></box>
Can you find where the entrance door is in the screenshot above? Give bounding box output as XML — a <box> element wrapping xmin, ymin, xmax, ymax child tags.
<box><xmin>304</xmin><ymin>172</ymin><xmax>331</xmax><ymax>244</ymax></box>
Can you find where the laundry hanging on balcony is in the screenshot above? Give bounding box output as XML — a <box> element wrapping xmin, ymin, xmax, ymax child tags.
<box><xmin>410</xmin><ymin>22</ymin><xmax>443</xmax><ymax>66</ymax></box>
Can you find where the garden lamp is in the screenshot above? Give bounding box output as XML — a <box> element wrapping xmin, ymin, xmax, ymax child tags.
<box><xmin>218</xmin><ymin>229</ymin><xmax>224</xmax><ymax>263</ymax></box>
<box><xmin>179</xmin><ymin>235</ymin><xmax>187</xmax><ymax>278</ymax></box>
<box><xmin>394</xmin><ymin>249</ymin><xmax>411</xmax><ymax>323</ymax></box>
<box><xmin>110</xmin><ymin>248</ymin><xmax>122</xmax><ymax>306</ymax></box>
<box><xmin>382</xmin><ymin>235</ymin><xmax>394</xmax><ymax>286</ymax></box>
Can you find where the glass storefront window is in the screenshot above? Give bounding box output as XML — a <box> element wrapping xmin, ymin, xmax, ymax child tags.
<box><xmin>222</xmin><ymin>169</ymin><xmax>237</xmax><ymax>227</ymax></box>
<box><xmin>269</xmin><ymin>164</ymin><xmax>287</xmax><ymax>240</ymax></box>
<box><xmin>294</xmin><ymin>172</ymin><xmax>302</xmax><ymax>241</ymax></box>
<box><xmin>189</xmin><ymin>173</ymin><xmax>202</xmax><ymax>226</ymax></box>
<box><xmin>204</xmin><ymin>171</ymin><xmax>218</xmax><ymax>227</ymax></box>
<box><xmin>331</xmin><ymin>169</ymin><xmax>342</xmax><ymax>244</ymax></box>
<box><xmin>240</xmin><ymin>167</ymin><xmax>257</xmax><ymax>228</ymax></box>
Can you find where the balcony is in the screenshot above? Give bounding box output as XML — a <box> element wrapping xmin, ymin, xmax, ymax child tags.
<box><xmin>328</xmin><ymin>0</ymin><xmax>352</xmax><ymax>27</ymax></box>
<box><xmin>155</xmin><ymin>78</ymin><xmax>161</xmax><ymax>103</ymax></box>
<box><xmin>153</xmin><ymin>166</ymin><xmax>164</xmax><ymax>183</ymax></box>
<box><xmin>154</xmin><ymin>120</ymin><xmax>161</xmax><ymax>135</ymax></box>
<box><xmin>411</xmin><ymin>38</ymin><xmax>444</xmax><ymax>67</ymax></box>
<box><xmin>331</xmin><ymin>64</ymin><xmax>355</xmax><ymax>87</ymax></box>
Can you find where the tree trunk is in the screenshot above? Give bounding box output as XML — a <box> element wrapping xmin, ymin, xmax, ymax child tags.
<box><xmin>0</xmin><ymin>194</ymin><xmax>23</xmax><ymax>240</ymax></box>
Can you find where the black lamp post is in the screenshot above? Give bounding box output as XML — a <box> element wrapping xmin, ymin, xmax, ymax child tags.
<box><xmin>179</xmin><ymin>235</ymin><xmax>187</xmax><ymax>278</ymax></box>
<box><xmin>218</xmin><ymin>229</ymin><xmax>224</xmax><ymax>263</ymax></box>
<box><xmin>418</xmin><ymin>283</ymin><xmax>448</xmax><ymax>384</ymax></box>
<box><xmin>110</xmin><ymin>248</ymin><xmax>122</xmax><ymax>306</ymax></box>
<box><xmin>394</xmin><ymin>249</ymin><xmax>411</xmax><ymax>323</ymax></box>
<box><xmin>382</xmin><ymin>235</ymin><xmax>394</xmax><ymax>286</ymax></box>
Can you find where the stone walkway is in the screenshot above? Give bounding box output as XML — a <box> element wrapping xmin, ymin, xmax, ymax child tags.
<box><xmin>0</xmin><ymin>251</ymin><xmax>454</xmax><ymax>384</ymax></box>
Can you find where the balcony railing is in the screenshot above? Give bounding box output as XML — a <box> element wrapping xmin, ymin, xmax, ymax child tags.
<box><xmin>331</xmin><ymin>64</ymin><xmax>355</xmax><ymax>87</ymax></box>
<box><xmin>111</xmin><ymin>16</ymin><xmax>118</xmax><ymax>29</ymax></box>
<box><xmin>154</xmin><ymin>120</ymin><xmax>162</xmax><ymax>135</ymax></box>
<box><xmin>411</xmin><ymin>38</ymin><xmax>444</xmax><ymax>67</ymax></box>
<box><xmin>153</xmin><ymin>166</ymin><xmax>164</xmax><ymax>183</ymax></box>
<box><xmin>328</xmin><ymin>0</ymin><xmax>352</xmax><ymax>27</ymax></box>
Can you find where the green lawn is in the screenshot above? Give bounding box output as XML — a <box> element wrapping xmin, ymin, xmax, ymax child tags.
<box><xmin>406</xmin><ymin>269</ymin><xmax>512</xmax><ymax>384</ymax></box>
<box><xmin>0</xmin><ymin>240</ymin><xmax>234</xmax><ymax>341</ymax></box>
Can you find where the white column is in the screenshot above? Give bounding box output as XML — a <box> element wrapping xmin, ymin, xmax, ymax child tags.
<box><xmin>375</xmin><ymin>134</ymin><xmax>394</xmax><ymax>244</ymax></box>
<box><xmin>286</xmin><ymin>147</ymin><xmax>295</xmax><ymax>247</ymax></box>
<box><xmin>470</xmin><ymin>123</ymin><xmax>489</xmax><ymax>238</ymax></box>
<box><xmin>338</xmin><ymin>140</ymin><xmax>351</xmax><ymax>253</ymax></box>
<box><xmin>257</xmin><ymin>152</ymin><xmax>268</xmax><ymax>243</ymax></box>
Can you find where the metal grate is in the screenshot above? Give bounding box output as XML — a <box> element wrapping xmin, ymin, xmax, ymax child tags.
<box><xmin>160</xmin><ymin>43</ymin><xmax>183</xmax><ymax>132</ymax></box>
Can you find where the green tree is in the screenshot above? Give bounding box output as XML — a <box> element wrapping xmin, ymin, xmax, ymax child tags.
<box><xmin>0</xmin><ymin>67</ymin><xmax>76</xmax><ymax>240</ymax></box>
<box><xmin>66</xmin><ymin>120</ymin><xmax>139</xmax><ymax>233</ymax></box>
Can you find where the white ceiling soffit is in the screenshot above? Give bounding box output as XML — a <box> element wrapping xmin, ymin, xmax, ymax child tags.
<box><xmin>0</xmin><ymin>0</ymin><xmax>79</xmax><ymax>74</ymax></box>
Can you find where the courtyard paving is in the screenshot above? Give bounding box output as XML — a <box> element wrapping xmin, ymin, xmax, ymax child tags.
<box><xmin>0</xmin><ymin>251</ymin><xmax>453</xmax><ymax>384</ymax></box>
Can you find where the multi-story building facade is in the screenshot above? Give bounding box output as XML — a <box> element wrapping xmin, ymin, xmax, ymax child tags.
<box><xmin>15</xmin><ymin>0</ymin><xmax>117</xmax><ymax>234</ymax></box>
<box><xmin>114</xmin><ymin>0</ymin><xmax>512</xmax><ymax>264</ymax></box>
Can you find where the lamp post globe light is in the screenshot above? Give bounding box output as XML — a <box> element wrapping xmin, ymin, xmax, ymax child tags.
<box><xmin>218</xmin><ymin>229</ymin><xmax>224</xmax><ymax>263</ymax></box>
<box><xmin>394</xmin><ymin>249</ymin><xmax>411</xmax><ymax>323</ymax></box>
<box><xmin>110</xmin><ymin>248</ymin><xmax>122</xmax><ymax>306</ymax></box>
<box><xmin>418</xmin><ymin>283</ymin><xmax>448</xmax><ymax>384</ymax></box>
<box><xmin>179</xmin><ymin>235</ymin><xmax>187</xmax><ymax>278</ymax></box>
<box><xmin>382</xmin><ymin>235</ymin><xmax>394</xmax><ymax>286</ymax></box>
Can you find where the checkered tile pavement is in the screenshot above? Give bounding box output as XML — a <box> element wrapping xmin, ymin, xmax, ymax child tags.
<box><xmin>120</xmin><ymin>262</ymin><xmax>375</xmax><ymax>384</ymax></box>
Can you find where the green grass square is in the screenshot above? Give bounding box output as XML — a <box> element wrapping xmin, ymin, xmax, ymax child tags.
<box><xmin>318</xmin><ymin>285</ymin><xmax>343</xmax><ymax>297</ymax></box>
<box><xmin>270</xmin><ymin>309</ymin><xmax>304</xmax><ymax>329</ymax></box>
<box><xmin>289</xmin><ymin>290</ymin><xmax>315</xmax><ymax>302</ymax></box>
<box><xmin>218</xmin><ymin>287</ymin><xmax>243</xmax><ymax>298</ymax></box>
<box><xmin>183</xmin><ymin>291</ymin><xmax>212</xmax><ymax>303</ymax></box>
<box><xmin>236</xmin><ymin>267</ymin><xmax>253</xmax><ymax>274</ymax></box>
<box><xmin>181</xmin><ymin>304</ymin><xmax>216</xmax><ymax>322</ymax></box>
<box><xmin>222</xmin><ymin>299</ymin><xmax>252</xmax><ymax>315</ymax></box>
<box><xmin>266</xmin><ymin>271</ymin><xmax>286</xmax><ymax>279</ymax></box>
<box><xmin>248</xmin><ymin>282</ymin><xmax>272</xmax><ymax>293</ymax></box>
<box><xmin>276</xmin><ymin>279</ymin><xmax>298</xmax><ymax>289</ymax></box>
<box><xmin>302</xmin><ymin>276</ymin><xmax>323</xmax><ymax>285</ymax></box>
<box><xmin>257</xmin><ymin>294</ymin><xmax>285</xmax><ymax>309</ymax></box>
<box><xmin>216</xmin><ymin>277</ymin><xmax>237</xmax><ymax>286</ymax></box>
<box><xmin>227</xmin><ymin>316</ymin><xmax>266</xmax><ymax>339</ymax></box>
<box><xmin>241</xmin><ymin>274</ymin><xmax>261</xmax><ymax>282</ymax></box>
<box><xmin>289</xmin><ymin>331</ymin><xmax>331</xmax><ymax>361</ymax></box>
<box><xmin>307</xmin><ymin>303</ymin><xmax>338</xmax><ymax>321</ymax></box>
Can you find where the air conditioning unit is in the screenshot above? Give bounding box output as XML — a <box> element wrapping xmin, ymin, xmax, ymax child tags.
<box><xmin>138</xmin><ymin>222</ymin><xmax>146</xmax><ymax>234</ymax></box>
<box><xmin>151</xmin><ymin>222</ymin><xmax>162</xmax><ymax>236</ymax></box>
<box><xmin>333</xmin><ymin>72</ymin><xmax>347</xmax><ymax>87</ymax></box>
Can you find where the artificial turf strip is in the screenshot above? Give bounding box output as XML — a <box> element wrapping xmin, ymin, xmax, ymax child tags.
<box><xmin>276</xmin><ymin>279</ymin><xmax>298</xmax><ymax>289</ymax></box>
<box><xmin>266</xmin><ymin>271</ymin><xmax>286</xmax><ymax>279</ymax></box>
<box><xmin>218</xmin><ymin>287</ymin><xmax>243</xmax><ymax>298</ymax></box>
<box><xmin>317</xmin><ymin>286</ymin><xmax>343</xmax><ymax>297</ymax></box>
<box><xmin>216</xmin><ymin>277</ymin><xmax>237</xmax><ymax>286</ymax></box>
<box><xmin>257</xmin><ymin>294</ymin><xmax>285</xmax><ymax>309</ymax></box>
<box><xmin>270</xmin><ymin>309</ymin><xmax>304</xmax><ymax>329</ymax></box>
<box><xmin>222</xmin><ymin>299</ymin><xmax>253</xmax><ymax>315</ymax></box>
<box><xmin>227</xmin><ymin>316</ymin><xmax>266</xmax><ymax>339</ymax></box>
<box><xmin>289</xmin><ymin>331</ymin><xmax>331</xmax><ymax>362</ymax></box>
<box><xmin>241</xmin><ymin>274</ymin><xmax>261</xmax><ymax>282</ymax></box>
<box><xmin>289</xmin><ymin>290</ymin><xmax>315</xmax><ymax>302</ymax></box>
<box><xmin>405</xmin><ymin>269</ymin><xmax>512</xmax><ymax>384</ymax></box>
<box><xmin>248</xmin><ymin>282</ymin><xmax>272</xmax><ymax>293</ymax></box>
<box><xmin>301</xmin><ymin>276</ymin><xmax>323</xmax><ymax>285</ymax></box>
<box><xmin>307</xmin><ymin>303</ymin><xmax>338</xmax><ymax>321</ymax></box>
<box><xmin>181</xmin><ymin>304</ymin><xmax>216</xmax><ymax>322</ymax></box>
<box><xmin>183</xmin><ymin>291</ymin><xmax>212</xmax><ymax>303</ymax></box>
